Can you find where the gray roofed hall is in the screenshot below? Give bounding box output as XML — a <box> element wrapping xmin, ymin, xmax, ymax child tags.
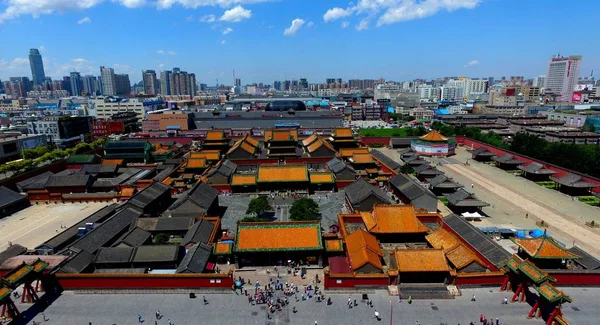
<box><xmin>0</xmin><ymin>186</ymin><xmax>28</xmax><ymax>209</ymax></box>
<box><xmin>492</xmin><ymin>154</ymin><xmax>524</xmax><ymax>165</ymax></box>
<box><xmin>176</xmin><ymin>243</ymin><xmax>212</xmax><ymax>273</ymax></box>
<box><xmin>58</xmin><ymin>248</ymin><xmax>95</xmax><ymax>273</ymax></box>
<box><xmin>517</xmin><ymin>162</ymin><xmax>557</xmax><ymax>175</ymax></box>
<box><xmin>16</xmin><ymin>171</ymin><xmax>54</xmax><ymax>191</ymax></box>
<box><xmin>388</xmin><ymin>173</ymin><xmax>438</xmax><ymax>212</ymax></box>
<box><xmin>113</xmin><ymin>227</ymin><xmax>151</xmax><ymax>247</ymax></box>
<box><xmin>81</xmin><ymin>164</ymin><xmax>119</xmax><ymax>175</ymax></box>
<box><xmin>444</xmin><ymin>189</ymin><xmax>489</xmax><ymax>207</ymax></box>
<box><xmin>132</xmin><ymin>245</ymin><xmax>181</xmax><ymax>263</ymax></box>
<box><xmin>44</xmin><ymin>174</ymin><xmax>93</xmax><ymax>188</ymax></box>
<box><xmin>94</xmin><ymin>247</ymin><xmax>135</xmax><ymax>264</ymax></box>
<box><xmin>0</xmin><ymin>244</ymin><xmax>27</xmax><ymax>265</ymax></box>
<box><xmin>163</xmin><ymin>158</ymin><xmax>183</xmax><ymax>166</ymax></box>
<box><xmin>370</xmin><ymin>150</ymin><xmax>402</xmax><ymax>172</ymax></box>
<box><xmin>181</xmin><ymin>219</ymin><xmax>216</xmax><ymax>247</ymax></box>
<box><xmin>469</xmin><ymin>147</ymin><xmax>496</xmax><ymax>157</ymax></box>
<box><xmin>550</xmin><ymin>173</ymin><xmax>596</xmax><ymax>188</ymax></box>
<box><xmin>442</xmin><ymin>214</ymin><xmax>510</xmax><ymax>267</ymax></box>
<box><xmin>154</xmin><ymin>217</ymin><xmax>195</xmax><ymax>232</ymax></box>
<box><xmin>344</xmin><ymin>178</ymin><xmax>391</xmax><ymax>206</ymax></box>
<box><xmin>568</xmin><ymin>246</ymin><xmax>600</xmax><ymax>270</ymax></box>
<box><xmin>71</xmin><ymin>207</ymin><xmax>143</xmax><ymax>253</ymax></box>
<box><xmin>166</xmin><ymin>181</ymin><xmax>218</xmax><ymax>218</ymax></box>
<box><xmin>326</xmin><ymin>158</ymin><xmax>355</xmax><ymax>174</ymax></box>
<box><xmin>389</xmin><ymin>137</ymin><xmax>416</xmax><ymax>147</ymax></box>
<box><xmin>426</xmin><ymin>175</ymin><xmax>463</xmax><ymax>189</ymax></box>
<box><xmin>152</xmin><ymin>166</ymin><xmax>174</xmax><ymax>182</ymax></box>
<box><xmin>128</xmin><ymin>181</ymin><xmax>171</xmax><ymax>209</ymax></box>
<box><xmin>206</xmin><ymin>160</ymin><xmax>237</xmax><ymax>178</ymax></box>
<box><xmin>413</xmin><ymin>164</ymin><xmax>442</xmax><ymax>176</ymax></box>
<box><xmin>36</xmin><ymin>204</ymin><xmax>119</xmax><ymax>252</ymax></box>
<box><xmin>401</xmin><ymin>154</ymin><xmax>428</xmax><ymax>166</ymax></box>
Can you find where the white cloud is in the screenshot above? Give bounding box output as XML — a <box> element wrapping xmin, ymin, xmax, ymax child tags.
<box><xmin>0</xmin><ymin>0</ymin><xmax>267</xmax><ymax>23</ymax></box>
<box><xmin>321</xmin><ymin>0</ymin><xmax>483</xmax><ymax>29</ymax></box>
<box><xmin>39</xmin><ymin>45</ymin><xmax>46</xmax><ymax>52</ymax></box>
<box><xmin>356</xmin><ymin>19</ymin><xmax>368</xmax><ymax>30</ymax></box>
<box><xmin>341</xmin><ymin>21</ymin><xmax>349</xmax><ymax>28</ymax></box>
<box><xmin>306</xmin><ymin>21</ymin><xmax>314</xmax><ymax>28</ymax></box>
<box><xmin>219</xmin><ymin>5</ymin><xmax>251</xmax><ymax>22</ymax></box>
<box><xmin>220</xmin><ymin>39</ymin><xmax>226</xmax><ymax>45</ymax></box>
<box><xmin>116</xmin><ymin>0</ymin><xmax>146</xmax><ymax>8</ymax></box>
<box><xmin>323</xmin><ymin>7</ymin><xmax>352</xmax><ymax>22</ymax></box>
<box><xmin>112</xmin><ymin>63</ymin><xmax>132</xmax><ymax>74</ymax></box>
<box><xmin>77</xmin><ymin>16</ymin><xmax>91</xmax><ymax>24</ymax></box>
<box><xmin>72</xmin><ymin>58</ymin><xmax>87</xmax><ymax>64</ymax></box>
<box><xmin>185</xmin><ymin>15</ymin><xmax>194</xmax><ymax>22</ymax></box>
<box><xmin>168</xmin><ymin>50</ymin><xmax>177</xmax><ymax>55</ymax></box>
<box><xmin>222</xmin><ymin>27</ymin><xmax>233</xmax><ymax>34</ymax></box>
<box><xmin>158</xmin><ymin>63</ymin><xmax>165</xmax><ymax>68</ymax></box>
<box><xmin>199</xmin><ymin>14</ymin><xmax>216</xmax><ymax>22</ymax></box>
<box><xmin>283</xmin><ymin>18</ymin><xmax>305</xmax><ymax>36</ymax></box>
<box><xmin>157</xmin><ymin>49</ymin><xmax>165</xmax><ymax>54</ymax></box>
<box><xmin>464</xmin><ymin>59</ymin><xmax>479</xmax><ymax>67</ymax></box>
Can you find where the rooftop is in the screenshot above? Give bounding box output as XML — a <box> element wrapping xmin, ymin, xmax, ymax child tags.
<box><xmin>512</xmin><ymin>236</ymin><xmax>581</xmax><ymax>260</ymax></box>
<box><xmin>256</xmin><ymin>165</ymin><xmax>308</xmax><ymax>183</ymax></box>
<box><xmin>235</xmin><ymin>222</ymin><xmax>322</xmax><ymax>253</ymax></box>
<box><xmin>395</xmin><ymin>249</ymin><xmax>450</xmax><ymax>272</ymax></box>
<box><xmin>360</xmin><ymin>204</ymin><xmax>429</xmax><ymax>234</ymax></box>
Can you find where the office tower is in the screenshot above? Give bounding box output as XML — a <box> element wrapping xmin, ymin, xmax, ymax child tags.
<box><xmin>299</xmin><ymin>78</ymin><xmax>308</xmax><ymax>90</ymax></box>
<box><xmin>115</xmin><ymin>74</ymin><xmax>131</xmax><ymax>96</ymax></box>
<box><xmin>273</xmin><ymin>81</ymin><xmax>281</xmax><ymax>91</ymax></box>
<box><xmin>167</xmin><ymin>68</ymin><xmax>195</xmax><ymax>95</ymax></box>
<box><xmin>189</xmin><ymin>73</ymin><xmax>197</xmax><ymax>95</ymax></box>
<box><xmin>533</xmin><ymin>75</ymin><xmax>546</xmax><ymax>88</ymax></box>
<box><xmin>160</xmin><ymin>70</ymin><xmax>171</xmax><ymax>95</ymax></box>
<box><xmin>100</xmin><ymin>66</ymin><xmax>116</xmax><ymax>96</ymax></box>
<box><xmin>61</xmin><ymin>76</ymin><xmax>71</xmax><ymax>95</ymax></box>
<box><xmin>545</xmin><ymin>55</ymin><xmax>582</xmax><ymax>101</ymax></box>
<box><xmin>235</xmin><ymin>78</ymin><xmax>241</xmax><ymax>87</ymax></box>
<box><xmin>69</xmin><ymin>72</ymin><xmax>83</xmax><ymax>96</ymax></box>
<box><xmin>81</xmin><ymin>75</ymin><xmax>97</xmax><ymax>96</ymax></box>
<box><xmin>95</xmin><ymin>76</ymin><xmax>103</xmax><ymax>95</ymax></box>
<box><xmin>142</xmin><ymin>70</ymin><xmax>158</xmax><ymax>95</ymax></box>
<box><xmin>29</xmin><ymin>49</ymin><xmax>46</xmax><ymax>86</ymax></box>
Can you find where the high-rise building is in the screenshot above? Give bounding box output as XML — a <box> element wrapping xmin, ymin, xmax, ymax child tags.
<box><xmin>115</xmin><ymin>74</ymin><xmax>131</xmax><ymax>96</ymax></box>
<box><xmin>189</xmin><ymin>73</ymin><xmax>197</xmax><ymax>95</ymax></box>
<box><xmin>29</xmin><ymin>49</ymin><xmax>46</xmax><ymax>86</ymax></box>
<box><xmin>81</xmin><ymin>75</ymin><xmax>98</xmax><ymax>96</ymax></box>
<box><xmin>142</xmin><ymin>70</ymin><xmax>158</xmax><ymax>95</ymax></box>
<box><xmin>69</xmin><ymin>72</ymin><xmax>83</xmax><ymax>96</ymax></box>
<box><xmin>167</xmin><ymin>68</ymin><xmax>195</xmax><ymax>96</ymax></box>
<box><xmin>545</xmin><ymin>55</ymin><xmax>581</xmax><ymax>101</ymax></box>
<box><xmin>100</xmin><ymin>66</ymin><xmax>116</xmax><ymax>96</ymax></box>
<box><xmin>61</xmin><ymin>76</ymin><xmax>71</xmax><ymax>95</ymax></box>
<box><xmin>465</xmin><ymin>79</ymin><xmax>488</xmax><ymax>96</ymax></box>
<box><xmin>299</xmin><ymin>78</ymin><xmax>308</xmax><ymax>90</ymax></box>
<box><xmin>273</xmin><ymin>81</ymin><xmax>282</xmax><ymax>91</ymax></box>
<box><xmin>235</xmin><ymin>78</ymin><xmax>241</xmax><ymax>87</ymax></box>
<box><xmin>533</xmin><ymin>75</ymin><xmax>546</xmax><ymax>88</ymax></box>
<box><xmin>160</xmin><ymin>70</ymin><xmax>171</xmax><ymax>95</ymax></box>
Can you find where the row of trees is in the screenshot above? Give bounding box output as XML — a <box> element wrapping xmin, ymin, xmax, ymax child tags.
<box><xmin>0</xmin><ymin>138</ymin><xmax>107</xmax><ymax>176</ymax></box>
<box><xmin>431</xmin><ymin>121</ymin><xmax>600</xmax><ymax>178</ymax></box>
<box><xmin>244</xmin><ymin>196</ymin><xmax>320</xmax><ymax>222</ymax></box>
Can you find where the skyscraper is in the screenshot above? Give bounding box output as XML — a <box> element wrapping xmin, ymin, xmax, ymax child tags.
<box><xmin>545</xmin><ymin>55</ymin><xmax>581</xmax><ymax>101</ymax></box>
<box><xmin>160</xmin><ymin>70</ymin><xmax>171</xmax><ymax>95</ymax></box>
<box><xmin>70</xmin><ymin>72</ymin><xmax>83</xmax><ymax>96</ymax></box>
<box><xmin>235</xmin><ymin>78</ymin><xmax>241</xmax><ymax>87</ymax></box>
<box><xmin>82</xmin><ymin>75</ymin><xmax>98</xmax><ymax>95</ymax></box>
<box><xmin>100</xmin><ymin>66</ymin><xmax>116</xmax><ymax>96</ymax></box>
<box><xmin>115</xmin><ymin>74</ymin><xmax>131</xmax><ymax>96</ymax></box>
<box><xmin>142</xmin><ymin>70</ymin><xmax>158</xmax><ymax>95</ymax></box>
<box><xmin>29</xmin><ymin>49</ymin><xmax>46</xmax><ymax>86</ymax></box>
<box><xmin>533</xmin><ymin>75</ymin><xmax>546</xmax><ymax>88</ymax></box>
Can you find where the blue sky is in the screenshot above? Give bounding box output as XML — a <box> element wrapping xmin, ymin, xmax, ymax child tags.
<box><xmin>1</xmin><ymin>0</ymin><xmax>599</xmax><ymax>85</ymax></box>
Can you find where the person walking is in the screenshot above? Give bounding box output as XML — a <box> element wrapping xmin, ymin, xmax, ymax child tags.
<box><xmin>137</xmin><ymin>314</ymin><xmax>142</xmax><ymax>323</ymax></box>
<box><xmin>168</xmin><ymin>319</ymin><xmax>172</xmax><ymax>325</ymax></box>
<box><xmin>374</xmin><ymin>310</ymin><xmax>380</xmax><ymax>320</ymax></box>
<box><xmin>471</xmin><ymin>294</ymin><xmax>476</xmax><ymax>301</ymax></box>
<box><xmin>156</xmin><ymin>310</ymin><xmax>161</xmax><ymax>319</ymax></box>
<box><xmin>203</xmin><ymin>296</ymin><xmax>209</xmax><ymax>305</ymax></box>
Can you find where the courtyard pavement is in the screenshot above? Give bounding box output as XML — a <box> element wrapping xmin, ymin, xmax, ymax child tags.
<box><xmin>12</xmin><ymin>287</ymin><xmax>597</xmax><ymax>325</ymax></box>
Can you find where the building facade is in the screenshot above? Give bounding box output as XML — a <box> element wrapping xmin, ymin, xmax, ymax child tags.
<box><xmin>28</xmin><ymin>48</ymin><xmax>46</xmax><ymax>86</ymax></box>
<box><xmin>545</xmin><ymin>55</ymin><xmax>582</xmax><ymax>101</ymax></box>
<box><xmin>70</xmin><ymin>72</ymin><xmax>83</xmax><ymax>97</ymax></box>
<box><xmin>142</xmin><ymin>70</ymin><xmax>158</xmax><ymax>95</ymax></box>
<box><xmin>27</xmin><ymin>116</ymin><xmax>92</xmax><ymax>148</ymax></box>
<box><xmin>100</xmin><ymin>66</ymin><xmax>117</xmax><ymax>96</ymax></box>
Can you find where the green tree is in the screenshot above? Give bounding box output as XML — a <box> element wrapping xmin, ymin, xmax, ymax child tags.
<box><xmin>246</xmin><ymin>196</ymin><xmax>272</xmax><ymax>216</ymax></box>
<box><xmin>154</xmin><ymin>233</ymin><xmax>169</xmax><ymax>244</ymax></box>
<box><xmin>240</xmin><ymin>216</ymin><xmax>269</xmax><ymax>222</ymax></box>
<box><xmin>289</xmin><ymin>197</ymin><xmax>320</xmax><ymax>221</ymax></box>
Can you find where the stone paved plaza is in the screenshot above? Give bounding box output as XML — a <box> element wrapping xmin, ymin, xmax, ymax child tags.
<box><xmin>13</xmin><ymin>287</ymin><xmax>597</xmax><ymax>325</ymax></box>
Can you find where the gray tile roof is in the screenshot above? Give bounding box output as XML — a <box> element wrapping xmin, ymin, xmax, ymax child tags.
<box><xmin>45</xmin><ymin>174</ymin><xmax>92</xmax><ymax>188</ymax></box>
<box><xmin>94</xmin><ymin>247</ymin><xmax>135</xmax><ymax>264</ymax></box>
<box><xmin>517</xmin><ymin>162</ymin><xmax>557</xmax><ymax>175</ymax></box>
<box><xmin>154</xmin><ymin>217</ymin><xmax>195</xmax><ymax>232</ymax></box>
<box><xmin>0</xmin><ymin>186</ymin><xmax>28</xmax><ymax>209</ymax></box>
<box><xmin>16</xmin><ymin>171</ymin><xmax>54</xmax><ymax>192</ymax></box>
<box><xmin>413</xmin><ymin>164</ymin><xmax>442</xmax><ymax>176</ymax></box>
<box><xmin>426</xmin><ymin>175</ymin><xmax>462</xmax><ymax>189</ymax></box>
<box><xmin>81</xmin><ymin>164</ymin><xmax>119</xmax><ymax>175</ymax></box>
<box><xmin>550</xmin><ymin>173</ymin><xmax>596</xmax><ymax>188</ymax></box>
<box><xmin>181</xmin><ymin>219</ymin><xmax>216</xmax><ymax>247</ymax></box>
<box><xmin>0</xmin><ymin>244</ymin><xmax>27</xmax><ymax>265</ymax></box>
<box><xmin>326</xmin><ymin>158</ymin><xmax>355</xmax><ymax>174</ymax></box>
<box><xmin>176</xmin><ymin>243</ymin><xmax>212</xmax><ymax>273</ymax></box>
<box><xmin>390</xmin><ymin>137</ymin><xmax>415</xmax><ymax>146</ymax></box>
<box><xmin>128</xmin><ymin>181</ymin><xmax>171</xmax><ymax>209</ymax></box>
<box><xmin>58</xmin><ymin>248</ymin><xmax>94</xmax><ymax>273</ymax></box>
<box><xmin>206</xmin><ymin>160</ymin><xmax>237</xmax><ymax>178</ymax></box>
<box><xmin>113</xmin><ymin>227</ymin><xmax>151</xmax><ymax>247</ymax></box>
<box><xmin>442</xmin><ymin>214</ymin><xmax>511</xmax><ymax>268</ymax></box>
<box><xmin>344</xmin><ymin>178</ymin><xmax>391</xmax><ymax>206</ymax></box>
<box><xmin>444</xmin><ymin>189</ymin><xmax>489</xmax><ymax>207</ymax></box>
<box><xmin>569</xmin><ymin>246</ymin><xmax>600</xmax><ymax>270</ymax></box>
<box><xmin>469</xmin><ymin>147</ymin><xmax>496</xmax><ymax>157</ymax></box>
<box><xmin>71</xmin><ymin>207</ymin><xmax>142</xmax><ymax>253</ymax></box>
<box><xmin>36</xmin><ymin>204</ymin><xmax>119</xmax><ymax>252</ymax></box>
<box><xmin>132</xmin><ymin>245</ymin><xmax>181</xmax><ymax>263</ymax></box>
<box><xmin>371</xmin><ymin>150</ymin><xmax>402</xmax><ymax>172</ymax></box>
<box><xmin>492</xmin><ymin>154</ymin><xmax>524</xmax><ymax>164</ymax></box>
<box><xmin>166</xmin><ymin>182</ymin><xmax>218</xmax><ymax>218</ymax></box>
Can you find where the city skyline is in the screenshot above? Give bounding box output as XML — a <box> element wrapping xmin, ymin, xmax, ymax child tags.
<box><xmin>1</xmin><ymin>0</ymin><xmax>599</xmax><ymax>83</ymax></box>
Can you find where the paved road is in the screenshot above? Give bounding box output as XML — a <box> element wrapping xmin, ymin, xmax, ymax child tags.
<box><xmin>0</xmin><ymin>202</ymin><xmax>110</xmax><ymax>251</ymax></box>
<box><xmin>15</xmin><ymin>288</ymin><xmax>597</xmax><ymax>325</ymax></box>
<box><xmin>434</xmin><ymin>148</ymin><xmax>600</xmax><ymax>258</ymax></box>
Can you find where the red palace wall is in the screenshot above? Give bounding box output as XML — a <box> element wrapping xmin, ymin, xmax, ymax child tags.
<box><xmin>359</xmin><ymin>137</ymin><xmax>391</xmax><ymax>146</ymax></box>
<box><xmin>335</xmin><ymin>180</ymin><xmax>354</xmax><ymax>189</ymax></box>
<box><xmin>547</xmin><ymin>272</ymin><xmax>600</xmax><ymax>286</ymax></box>
<box><xmin>286</xmin><ymin>158</ymin><xmax>333</xmax><ymax>164</ymax></box>
<box><xmin>56</xmin><ymin>273</ymin><xmax>234</xmax><ymax>290</ymax></box>
<box><xmin>454</xmin><ymin>273</ymin><xmax>506</xmax><ymax>286</ymax></box>
<box><xmin>211</xmin><ymin>184</ymin><xmax>232</xmax><ymax>193</ymax></box>
<box><xmin>324</xmin><ymin>273</ymin><xmax>390</xmax><ymax>289</ymax></box>
<box><xmin>456</xmin><ymin>137</ymin><xmax>600</xmax><ymax>193</ymax></box>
